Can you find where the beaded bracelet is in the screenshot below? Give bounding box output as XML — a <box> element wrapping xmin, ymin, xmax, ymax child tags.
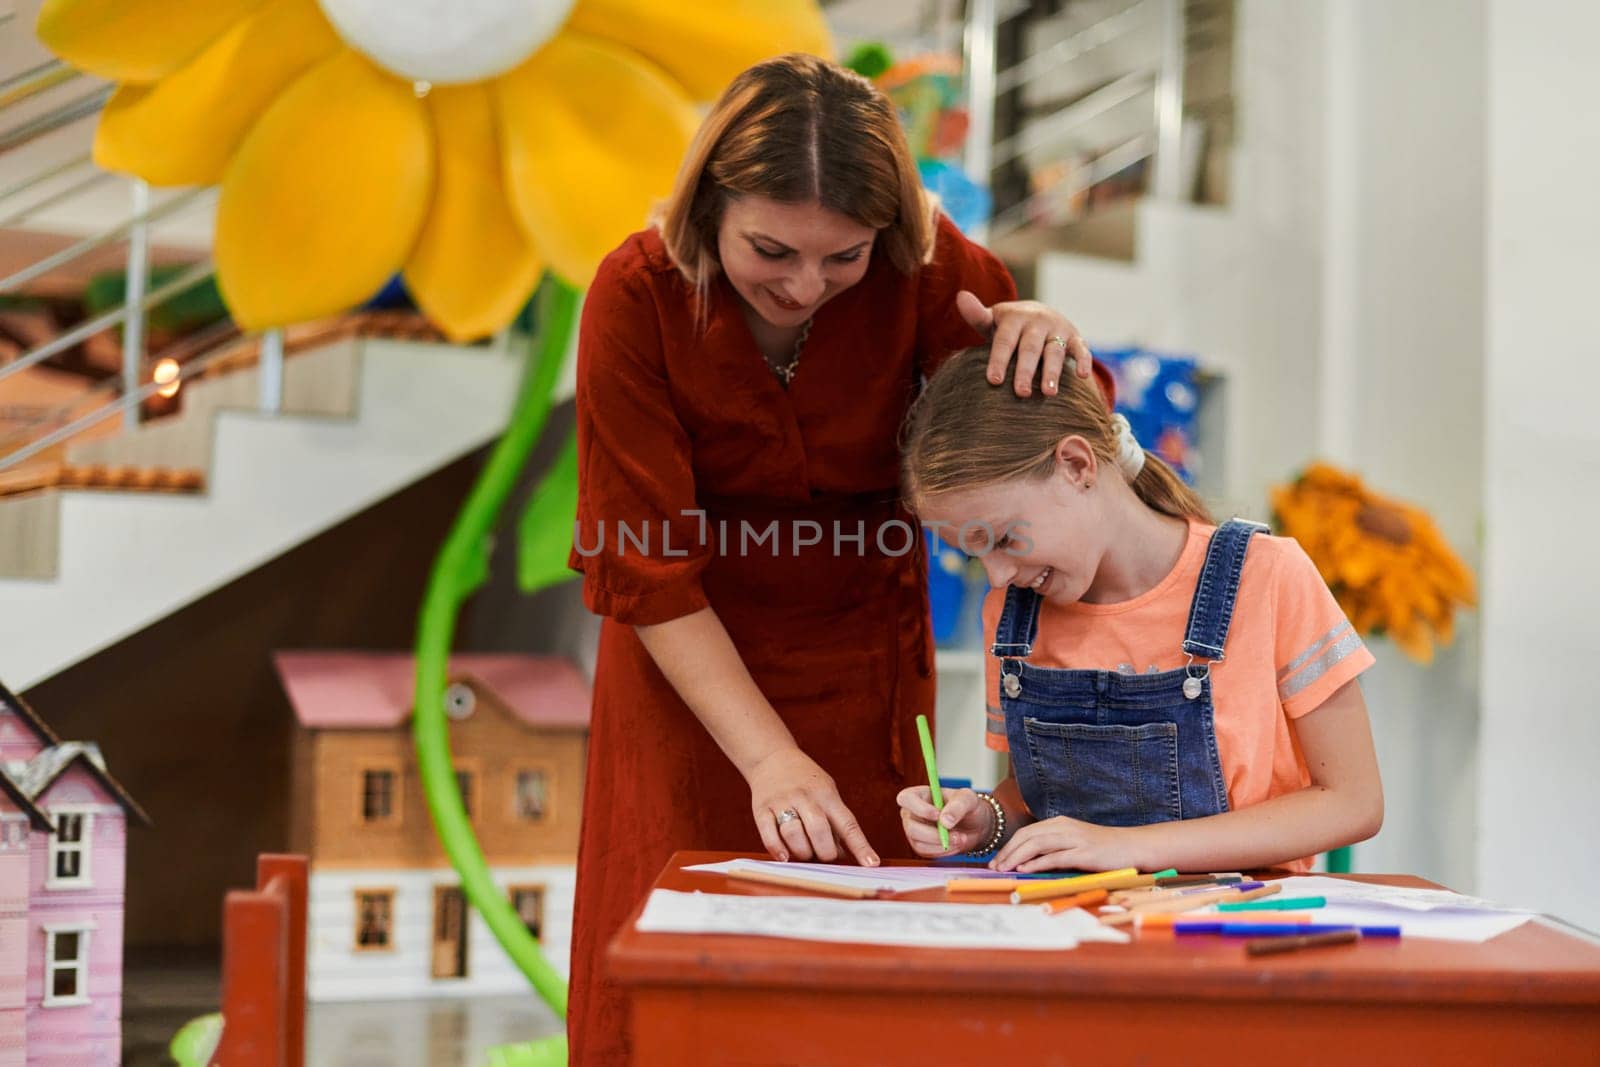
<box><xmin>966</xmin><ymin>791</ymin><xmax>1007</xmax><ymax>858</ymax></box>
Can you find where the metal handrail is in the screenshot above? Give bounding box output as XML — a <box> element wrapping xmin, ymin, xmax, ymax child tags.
<box><xmin>0</xmin><ymin>162</ymin><xmax>114</xmax><ymax>227</ymax></box>
<box><xmin>0</xmin><ymin>259</ymin><xmax>215</xmax><ymax>385</ymax></box>
<box><xmin>969</xmin><ymin>0</ymin><xmax>1189</xmax><ymax>230</ymax></box>
<box><xmin>0</xmin><ymin>59</ymin><xmax>80</xmax><ymax>110</ymax></box>
<box><xmin>0</xmin><ymin>152</ymin><xmax>95</xmax><ymax>208</ymax></box>
<box><xmin>0</xmin><ymin>315</ymin><xmax>243</xmax><ymax>471</ymax></box>
<box><xmin>987</xmin><ymin>132</ymin><xmax>1156</xmax><ymax>239</ymax></box>
<box><xmin>0</xmin><ymin>186</ymin><xmax>213</xmax><ymax>293</ymax></box>
<box><xmin>0</xmin><ymin>317</ymin><xmax>245</xmax><ymax>453</ymax></box>
<box><xmin>991</xmin><ymin>68</ymin><xmax>1156</xmax><ymax>168</ymax></box>
<box><xmin>995</xmin><ymin>0</ymin><xmax>1153</xmax><ymax>95</ymax></box>
<box><xmin>0</xmin><ymin>87</ymin><xmax>111</xmax><ymax>155</ymax></box>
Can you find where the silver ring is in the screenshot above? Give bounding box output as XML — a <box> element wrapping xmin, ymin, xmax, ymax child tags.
<box><xmin>1046</xmin><ymin>334</ymin><xmax>1069</xmax><ymax>348</ymax></box>
<box><xmin>776</xmin><ymin>808</ymin><xmax>800</xmax><ymax>826</ymax></box>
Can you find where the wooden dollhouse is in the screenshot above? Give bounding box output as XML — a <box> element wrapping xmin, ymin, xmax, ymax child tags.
<box><xmin>0</xmin><ymin>680</ymin><xmax>149</xmax><ymax>1065</ymax></box>
<box><xmin>273</xmin><ymin>652</ymin><xmax>589</xmax><ymax>1002</ymax></box>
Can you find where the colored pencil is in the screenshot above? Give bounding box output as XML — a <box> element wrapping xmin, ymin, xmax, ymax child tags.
<box><xmin>725</xmin><ymin>867</ymin><xmax>882</xmax><ymax>899</ymax></box>
<box><xmin>1102</xmin><ymin>882</ymin><xmax>1281</xmax><ymax>926</ymax></box>
<box><xmin>1247</xmin><ymin>929</ymin><xmax>1362</xmax><ymax>956</ymax></box>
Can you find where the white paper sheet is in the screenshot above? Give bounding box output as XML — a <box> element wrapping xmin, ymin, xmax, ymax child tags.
<box><xmin>683</xmin><ymin>857</ymin><xmax>1012</xmax><ymax>894</ymax></box>
<box><xmin>636</xmin><ymin>889</ymin><xmax>1130</xmax><ymax>950</ymax></box>
<box><xmin>1191</xmin><ymin>875</ymin><xmax>1539</xmax><ymax>942</ymax></box>
<box><xmin>1266</xmin><ymin>875</ymin><xmax>1530</xmax><ymax>913</ymax></box>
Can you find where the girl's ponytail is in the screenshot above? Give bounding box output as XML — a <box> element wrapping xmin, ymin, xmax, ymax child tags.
<box><xmin>1127</xmin><ymin>450</ymin><xmax>1212</xmax><ymax>524</ymax></box>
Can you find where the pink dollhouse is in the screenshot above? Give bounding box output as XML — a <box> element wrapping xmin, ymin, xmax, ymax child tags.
<box><xmin>0</xmin><ymin>680</ymin><xmax>148</xmax><ymax>1065</ymax></box>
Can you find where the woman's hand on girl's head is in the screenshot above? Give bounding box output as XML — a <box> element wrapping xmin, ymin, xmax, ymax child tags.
<box><xmin>896</xmin><ymin>786</ymin><xmax>994</xmax><ymax>858</ymax></box>
<box><xmin>747</xmin><ymin>745</ymin><xmax>881</xmax><ymax>867</ymax></box>
<box><xmin>990</xmin><ymin>815</ymin><xmax>1141</xmax><ymax>873</ymax></box>
<box><xmin>955</xmin><ymin>289</ymin><xmax>1094</xmax><ymax>398</ymax></box>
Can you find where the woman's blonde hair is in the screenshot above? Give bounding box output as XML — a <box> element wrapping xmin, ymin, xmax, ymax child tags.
<box><xmin>903</xmin><ymin>348</ymin><xmax>1213</xmax><ymax>524</ymax></box>
<box><xmin>654</xmin><ymin>53</ymin><xmax>934</xmax><ymax>305</ymax></box>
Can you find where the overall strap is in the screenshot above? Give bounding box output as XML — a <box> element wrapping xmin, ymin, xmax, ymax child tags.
<box><xmin>1181</xmin><ymin>518</ymin><xmax>1269</xmax><ymax>661</ymax></box>
<box><xmin>990</xmin><ymin>585</ymin><xmax>1043</xmax><ymax>659</ymax></box>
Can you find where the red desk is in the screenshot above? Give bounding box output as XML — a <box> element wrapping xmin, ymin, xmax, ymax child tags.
<box><xmin>609</xmin><ymin>851</ymin><xmax>1600</xmax><ymax>1065</ymax></box>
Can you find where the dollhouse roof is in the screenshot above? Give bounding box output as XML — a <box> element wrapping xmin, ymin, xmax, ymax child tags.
<box><xmin>273</xmin><ymin>651</ymin><xmax>592</xmax><ymax>731</ymax></box>
<box><xmin>0</xmin><ymin>770</ymin><xmax>51</xmax><ymax>831</ymax></box>
<box><xmin>0</xmin><ymin>680</ymin><xmax>151</xmax><ymax>827</ymax></box>
<box><xmin>0</xmin><ymin>678</ymin><xmax>63</xmax><ymax>748</ymax></box>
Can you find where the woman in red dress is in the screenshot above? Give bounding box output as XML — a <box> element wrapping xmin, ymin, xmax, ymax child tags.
<box><xmin>567</xmin><ymin>54</ymin><xmax>1104</xmax><ymax>1063</ymax></box>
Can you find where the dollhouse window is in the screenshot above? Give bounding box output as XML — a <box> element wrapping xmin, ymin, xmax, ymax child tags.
<box><xmin>455</xmin><ymin>770</ymin><xmax>475</xmax><ymax>818</ymax></box>
<box><xmin>515</xmin><ymin>770</ymin><xmax>548</xmax><ymax>821</ymax></box>
<box><xmin>46</xmin><ymin>810</ymin><xmax>93</xmax><ymax>888</ymax></box>
<box><xmin>362</xmin><ymin>770</ymin><xmax>397</xmax><ymax>822</ymax></box>
<box><xmin>355</xmin><ymin>890</ymin><xmax>395</xmax><ymax>951</ymax></box>
<box><xmin>43</xmin><ymin>926</ymin><xmax>92</xmax><ymax>1006</ymax></box>
<box><xmin>509</xmin><ymin>886</ymin><xmax>545</xmax><ymax>939</ymax></box>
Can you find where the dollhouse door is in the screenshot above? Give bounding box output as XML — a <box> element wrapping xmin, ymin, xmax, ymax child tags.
<box><xmin>432</xmin><ymin>886</ymin><xmax>469</xmax><ymax>979</ymax></box>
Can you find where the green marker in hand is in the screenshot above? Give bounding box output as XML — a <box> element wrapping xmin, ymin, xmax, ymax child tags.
<box><xmin>915</xmin><ymin>714</ymin><xmax>950</xmax><ymax>851</ymax></box>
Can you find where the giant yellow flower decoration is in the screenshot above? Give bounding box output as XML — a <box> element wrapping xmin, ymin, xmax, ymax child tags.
<box><xmin>37</xmin><ymin>0</ymin><xmax>831</xmax><ymax>340</ymax></box>
<box><xmin>1272</xmin><ymin>462</ymin><xmax>1477</xmax><ymax>665</ymax></box>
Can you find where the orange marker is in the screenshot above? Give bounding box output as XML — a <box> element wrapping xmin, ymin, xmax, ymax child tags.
<box><xmin>1042</xmin><ymin>888</ymin><xmax>1110</xmax><ymax>914</ymax></box>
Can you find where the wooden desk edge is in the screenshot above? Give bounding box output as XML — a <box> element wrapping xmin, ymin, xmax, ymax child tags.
<box><xmin>608</xmin><ymin>852</ymin><xmax>1600</xmax><ymax>1008</ymax></box>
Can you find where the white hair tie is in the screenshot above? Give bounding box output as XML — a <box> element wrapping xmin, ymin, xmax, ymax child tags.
<box><xmin>1111</xmin><ymin>413</ymin><xmax>1146</xmax><ymax>479</ymax></box>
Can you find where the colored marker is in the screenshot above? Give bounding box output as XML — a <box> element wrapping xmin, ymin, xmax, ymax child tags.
<box><xmin>914</xmin><ymin>715</ymin><xmax>949</xmax><ymax>851</ymax></box>
<box><xmin>1247</xmin><ymin>929</ymin><xmax>1362</xmax><ymax>956</ymax></box>
<box><xmin>1154</xmin><ymin>873</ymin><xmax>1244</xmax><ymax>888</ymax></box>
<box><xmin>1218</xmin><ymin>895</ymin><xmax>1327</xmax><ymax>913</ymax></box>
<box><xmin>1011</xmin><ymin>867</ymin><xmax>1142</xmax><ymax>903</ymax></box>
<box><xmin>1137</xmin><ymin>912</ymin><xmax>1312</xmax><ymax>929</ymax></box>
<box><xmin>945</xmin><ymin>877</ymin><xmax>1019</xmax><ymax>894</ymax></box>
<box><xmin>1042</xmin><ymin>888</ymin><xmax>1110</xmax><ymax>914</ymax></box>
<box><xmin>1104</xmin><ymin>882</ymin><xmax>1281</xmax><ymax>926</ymax></box>
<box><xmin>1177</xmin><ymin>923</ymin><xmax>1401</xmax><ymax>938</ymax></box>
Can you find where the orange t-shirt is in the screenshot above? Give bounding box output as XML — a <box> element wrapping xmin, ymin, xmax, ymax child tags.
<box><xmin>982</xmin><ymin>520</ymin><xmax>1374</xmax><ymax>869</ymax></box>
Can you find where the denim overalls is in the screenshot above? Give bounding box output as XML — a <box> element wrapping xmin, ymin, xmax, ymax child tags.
<box><xmin>992</xmin><ymin>518</ymin><xmax>1267</xmax><ymax>826</ymax></box>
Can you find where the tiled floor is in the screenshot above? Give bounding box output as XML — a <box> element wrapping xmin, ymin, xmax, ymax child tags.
<box><xmin>122</xmin><ymin>948</ymin><xmax>564</xmax><ymax>1066</ymax></box>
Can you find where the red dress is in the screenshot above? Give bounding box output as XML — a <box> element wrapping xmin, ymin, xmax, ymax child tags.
<box><xmin>566</xmin><ymin>215</ymin><xmax>1016</xmax><ymax>1065</ymax></box>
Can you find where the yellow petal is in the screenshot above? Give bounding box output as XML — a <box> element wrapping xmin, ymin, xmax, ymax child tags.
<box><xmin>215</xmin><ymin>50</ymin><xmax>432</xmax><ymax>329</ymax></box>
<box><xmin>497</xmin><ymin>31</ymin><xmax>698</xmax><ymax>287</ymax></box>
<box><xmin>94</xmin><ymin>0</ymin><xmax>340</xmax><ymax>186</ymax></box>
<box><xmin>37</xmin><ymin>0</ymin><xmax>269</xmax><ymax>83</ymax></box>
<box><xmin>403</xmin><ymin>84</ymin><xmax>543</xmax><ymax>342</ymax></box>
<box><xmin>568</xmin><ymin>0</ymin><xmax>834</xmax><ymax>101</ymax></box>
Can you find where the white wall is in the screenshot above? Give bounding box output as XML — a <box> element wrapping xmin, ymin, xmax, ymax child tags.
<box><xmin>1036</xmin><ymin>0</ymin><xmax>1507</xmax><ymax>900</ymax></box>
<box><xmin>1318</xmin><ymin>0</ymin><xmax>1486</xmax><ymax>894</ymax></box>
<box><xmin>1478</xmin><ymin>0</ymin><xmax>1600</xmax><ymax>930</ymax></box>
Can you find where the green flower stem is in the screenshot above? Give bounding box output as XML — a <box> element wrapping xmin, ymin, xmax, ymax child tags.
<box><xmin>412</xmin><ymin>280</ymin><xmax>580</xmax><ymax>1019</ymax></box>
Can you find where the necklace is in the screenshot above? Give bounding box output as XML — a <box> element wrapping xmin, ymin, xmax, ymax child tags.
<box><xmin>771</xmin><ymin>318</ymin><xmax>812</xmax><ymax>388</ymax></box>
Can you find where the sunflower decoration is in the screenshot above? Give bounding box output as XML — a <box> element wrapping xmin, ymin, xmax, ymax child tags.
<box><xmin>1271</xmin><ymin>462</ymin><xmax>1476</xmax><ymax>665</ymax></box>
<box><xmin>36</xmin><ymin>0</ymin><xmax>832</xmax><ymax>341</ymax></box>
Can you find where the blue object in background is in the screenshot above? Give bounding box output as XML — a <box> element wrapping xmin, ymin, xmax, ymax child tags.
<box><xmin>1093</xmin><ymin>346</ymin><xmax>1202</xmax><ymax>484</ymax></box>
<box><xmin>363</xmin><ymin>273</ymin><xmax>416</xmax><ymax>311</ymax></box>
<box><xmin>926</xmin><ymin>527</ymin><xmax>970</xmax><ymax>645</ymax></box>
<box><xmin>919</xmin><ymin>159</ymin><xmax>992</xmax><ymax>236</ymax></box>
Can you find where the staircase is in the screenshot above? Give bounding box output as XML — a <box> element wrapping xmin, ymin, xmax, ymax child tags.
<box><xmin>0</xmin><ymin>330</ymin><xmax>531</xmax><ymax>690</ymax></box>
